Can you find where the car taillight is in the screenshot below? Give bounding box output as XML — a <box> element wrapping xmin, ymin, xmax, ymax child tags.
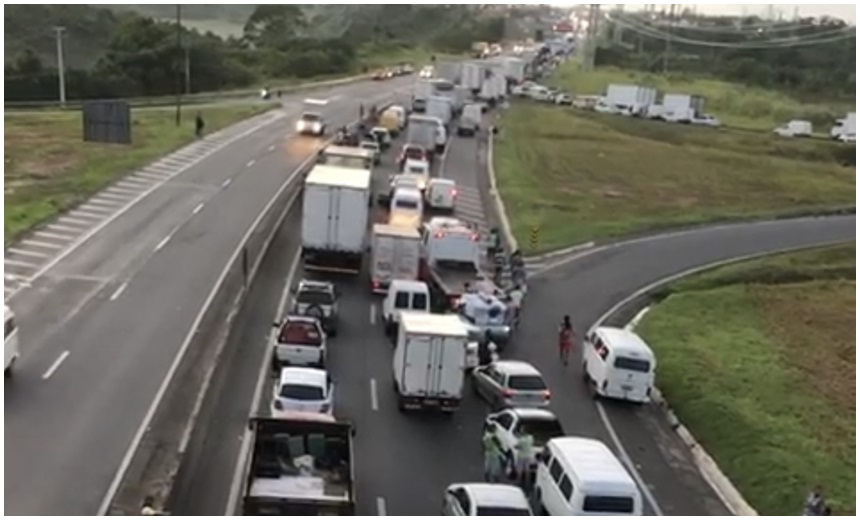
<box><xmin>471</xmin><ymin>233</ymin><xmax>480</xmax><ymax>242</ymax></box>
<box><xmin>542</xmin><ymin>390</ymin><xmax>551</xmax><ymax>400</ymax></box>
<box><xmin>372</xmin><ymin>279</ymin><xmax>380</xmax><ymax>290</ymax></box>
<box><xmin>502</xmin><ymin>389</ymin><xmax>514</xmax><ymax>398</ymax></box>
<box><xmin>451</xmin><ymin>188</ymin><xmax>458</xmax><ymax>197</ymax></box>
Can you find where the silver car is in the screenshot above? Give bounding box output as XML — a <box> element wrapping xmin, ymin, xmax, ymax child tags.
<box><xmin>472</xmin><ymin>361</ymin><xmax>550</xmax><ymax>410</ymax></box>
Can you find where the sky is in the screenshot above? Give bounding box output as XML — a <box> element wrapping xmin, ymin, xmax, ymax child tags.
<box><xmin>553</xmin><ymin>4</ymin><xmax>856</xmax><ymax>23</ymax></box>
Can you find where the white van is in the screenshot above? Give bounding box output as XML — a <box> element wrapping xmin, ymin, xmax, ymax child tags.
<box><xmin>382</xmin><ymin>280</ymin><xmax>431</xmax><ymax>336</ymax></box>
<box><xmin>583</xmin><ymin>326</ymin><xmax>655</xmax><ymax>404</ymax></box>
<box><xmin>5</xmin><ymin>305</ymin><xmax>20</xmax><ymax>376</ymax></box>
<box><xmin>389</xmin><ymin>187</ymin><xmax>424</xmax><ymax>230</ymax></box>
<box><xmin>534</xmin><ymin>437</ymin><xmax>642</xmax><ymax>516</ymax></box>
<box><xmin>426</xmin><ymin>178</ymin><xmax>457</xmax><ymax>212</ymax></box>
<box><xmin>457</xmin><ymin>104</ymin><xmax>482</xmax><ymax>137</ymax></box>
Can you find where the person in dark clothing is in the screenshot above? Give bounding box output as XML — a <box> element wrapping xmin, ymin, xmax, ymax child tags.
<box><xmin>195</xmin><ymin>112</ymin><xmax>205</xmax><ymax>138</ymax></box>
<box><xmin>477</xmin><ymin>331</ymin><xmax>494</xmax><ymax>366</ymax></box>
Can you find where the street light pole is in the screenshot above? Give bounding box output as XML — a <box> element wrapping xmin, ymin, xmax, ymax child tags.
<box><xmin>54</xmin><ymin>26</ymin><xmax>67</xmax><ymax>107</ymax></box>
<box><xmin>175</xmin><ymin>4</ymin><xmax>182</xmax><ymax>126</ymax></box>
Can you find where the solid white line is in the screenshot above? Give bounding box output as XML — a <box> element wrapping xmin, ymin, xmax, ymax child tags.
<box><xmin>58</xmin><ymin>216</ymin><xmax>94</xmax><ymax>225</ymax></box>
<box><xmin>369</xmin><ymin>303</ymin><xmax>377</xmax><ymax>325</ymax></box>
<box><xmin>21</xmin><ymin>239</ymin><xmax>63</xmax><ymax>250</ymax></box>
<box><xmin>246</xmin><ymin>159</ymin><xmax>255</xmax><ymax>167</ymax></box>
<box><xmin>225</xmin><ymin>250</ymin><xmax>302</xmax><ymax>516</ymax></box>
<box><xmin>7</xmin><ymin>248</ymin><xmax>47</xmax><ymax>259</ymax></box>
<box><xmin>34</xmin><ymin>231</ymin><xmax>74</xmax><ymax>241</ymax></box>
<box><xmin>377</xmin><ymin>497</ymin><xmax>387</xmax><ymax>516</ymax></box>
<box><xmin>596</xmin><ymin>403</ymin><xmax>664</xmax><ymax>515</ymax></box>
<box><xmin>42</xmin><ymin>350</ymin><xmax>70</xmax><ymax>380</ymax></box>
<box><xmin>70</xmin><ymin>210</ymin><xmax>106</xmax><ymax>219</ymax></box>
<box><xmin>5</xmin><ymin>259</ymin><xmax>37</xmax><ymax>268</ymax></box>
<box><xmin>370</xmin><ymin>378</ymin><xmax>379</xmax><ymax>412</ymax></box>
<box><xmin>48</xmin><ymin>223</ymin><xmax>84</xmax><ymax>233</ymax></box>
<box><xmin>109</xmin><ymin>282</ymin><xmax>128</xmax><ymax>301</ymax></box>
<box><xmin>192</xmin><ymin>203</ymin><xmax>205</xmax><ymax>215</ymax></box>
<box><xmin>154</xmin><ymin>234</ymin><xmax>172</xmax><ymax>252</ymax></box>
<box><xmin>221</xmin><ymin>178</ymin><xmax>233</xmax><ymax>188</ymax></box>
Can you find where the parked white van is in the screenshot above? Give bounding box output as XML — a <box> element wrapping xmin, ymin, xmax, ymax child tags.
<box><xmin>5</xmin><ymin>305</ymin><xmax>20</xmax><ymax>377</ymax></box>
<box><xmin>582</xmin><ymin>326</ymin><xmax>655</xmax><ymax>403</ymax></box>
<box><xmin>534</xmin><ymin>436</ymin><xmax>642</xmax><ymax>516</ymax></box>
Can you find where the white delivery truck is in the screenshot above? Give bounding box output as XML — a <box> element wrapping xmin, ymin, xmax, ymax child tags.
<box><xmin>502</xmin><ymin>57</ymin><xmax>526</xmax><ymax>84</ymax></box>
<box><xmin>301</xmin><ymin>165</ymin><xmax>371</xmax><ymax>274</ymax></box>
<box><xmin>435</xmin><ymin>62</ymin><xmax>462</xmax><ymax>84</ymax></box>
<box><xmin>774</xmin><ymin>120</ymin><xmax>813</xmax><ymax>138</ymax></box>
<box><xmin>606</xmin><ymin>84</ymin><xmax>657</xmax><ymax>116</ymax></box>
<box><xmin>462</xmin><ymin>62</ymin><xmax>484</xmax><ymax>92</ymax></box>
<box><xmin>370</xmin><ymin>224</ymin><xmax>421</xmax><ymax>294</ymax></box>
<box><xmin>458</xmin><ymin>103</ymin><xmax>482</xmax><ymax>136</ymax></box>
<box><xmin>392</xmin><ymin>312</ymin><xmax>470</xmax><ymax>413</ymax></box>
<box><xmin>830</xmin><ymin>112</ymin><xmax>856</xmax><ymax>140</ymax></box>
<box><xmin>407</xmin><ymin>114</ymin><xmax>442</xmax><ymax>161</ymax></box>
<box><xmin>662</xmin><ymin>93</ymin><xmax>705</xmax><ymax>123</ymax></box>
<box><xmin>427</xmin><ymin>96</ymin><xmax>453</xmax><ymax>126</ymax></box>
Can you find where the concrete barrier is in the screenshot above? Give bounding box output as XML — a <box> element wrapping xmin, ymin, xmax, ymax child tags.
<box><xmin>102</xmin><ymin>105</ymin><xmax>392</xmax><ymax>516</ymax></box>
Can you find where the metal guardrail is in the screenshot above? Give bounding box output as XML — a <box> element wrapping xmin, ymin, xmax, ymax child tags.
<box><xmin>4</xmin><ymin>73</ymin><xmax>373</xmax><ymax>111</ymax></box>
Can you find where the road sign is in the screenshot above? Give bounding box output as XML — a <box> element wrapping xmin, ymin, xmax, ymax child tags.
<box><xmin>529</xmin><ymin>225</ymin><xmax>540</xmax><ymax>251</ymax></box>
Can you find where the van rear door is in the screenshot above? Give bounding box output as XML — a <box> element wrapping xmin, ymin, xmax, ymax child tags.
<box><xmin>609</xmin><ymin>355</ymin><xmax>653</xmax><ymax>401</ymax></box>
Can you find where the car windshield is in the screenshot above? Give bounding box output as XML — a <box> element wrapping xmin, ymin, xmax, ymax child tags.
<box><xmin>614</xmin><ymin>356</ymin><xmax>651</xmax><ymax>373</ymax></box>
<box><xmin>408</xmin><ymin>166</ymin><xmax>425</xmax><ymax>174</ymax></box>
<box><xmin>301</xmin><ymin>113</ymin><xmax>321</xmax><ymax>122</ymax></box>
<box><xmin>279</xmin><ymin>321</ymin><xmax>322</xmax><ymax>347</ymax></box>
<box><xmin>395</xmin><ymin>198</ymin><xmax>420</xmax><ymax>210</ymax></box>
<box><xmin>280</xmin><ymin>383</ymin><xmax>325</xmax><ymax>401</ymax></box>
<box><xmin>406</xmin><ymin>148</ymin><xmax>424</xmax><ymax>158</ymax></box>
<box><xmin>507</xmin><ymin>375</ymin><xmax>547</xmax><ymax>391</ymax></box>
<box><xmin>296</xmin><ymin>289</ymin><xmax>334</xmax><ymax>306</ymax></box>
<box><xmin>518</xmin><ymin>418</ymin><xmax>564</xmax><ymax>446</ymax></box>
<box><xmin>476</xmin><ymin>506</ymin><xmax>530</xmax><ymax>516</ymax></box>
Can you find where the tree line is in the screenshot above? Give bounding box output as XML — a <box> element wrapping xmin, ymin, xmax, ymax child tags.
<box><xmin>5</xmin><ymin>4</ymin><xmax>507</xmax><ymax>103</ymax></box>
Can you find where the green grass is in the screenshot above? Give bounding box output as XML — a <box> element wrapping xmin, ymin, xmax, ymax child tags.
<box><xmin>547</xmin><ymin>63</ymin><xmax>855</xmax><ymax>131</ymax></box>
<box><xmin>637</xmin><ymin>243</ymin><xmax>856</xmax><ymax>515</ymax></box>
<box><xmin>4</xmin><ymin>103</ymin><xmax>277</xmax><ymax>243</ymax></box>
<box><xmin>493</xmin><ymin>104</ymin><xmax>855</xmax><ymax>252</ymax></box>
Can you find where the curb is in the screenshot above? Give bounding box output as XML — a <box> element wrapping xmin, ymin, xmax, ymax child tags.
<box><xmin>486</xmin><ymin>126</ymin><xmax>519</xmax><ymax>252</ymax></box>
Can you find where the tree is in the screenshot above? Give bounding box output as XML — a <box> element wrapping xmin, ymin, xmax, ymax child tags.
<box><xmin>14</xmin><ymin>49</ymin><xmax>44</xmax><ymax>75</ymax></box>
<box><xmin>243</xmin><ymin>5</ymin><xmax>306</xmax><ymax>49</ymax></box>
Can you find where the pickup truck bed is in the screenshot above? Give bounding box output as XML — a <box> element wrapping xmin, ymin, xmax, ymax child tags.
<box><xmin>424</xmin><ymin>261</ymin><xmax>481</xmax><ymax>311</ymax></box>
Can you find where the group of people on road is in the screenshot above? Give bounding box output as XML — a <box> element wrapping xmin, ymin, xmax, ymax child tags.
<box><xmin>482</xmin><ymin>423</ymin><xmax>536</xmax><ymax>491</ymax></box>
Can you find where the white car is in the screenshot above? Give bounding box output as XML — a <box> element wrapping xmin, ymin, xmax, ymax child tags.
<box><xmin>272</xmin><ymin>315</ymin><xmax>327</xmax><ymax>368</ymax></box>
<box><xmin>296</xmin><ymin>112</ymin><xmax>326</xmax><ymax>136</ymax></box>
<box><xmin>401</xmin><ymin>159</ymin><xmax>430</xmax><ymax>189</ymax></box>
<box><xmin>472</xmin><ymin>360</ymin><xmax>551</xmax><ymax>410</ymax></box>
<box><xmin>272</xmin><ymin>367</ymin><xmax>334</xmax><ymax>416</ymax></box>
<box><xmin>360</xmin><ymin>140</ymin><xmax>381</xmax><ymax>165</ymax></box>
<box><xmin>442</xmin><ymin>483</ymin><xmax>532</xmax><ymax>515</ymax></box>
<box><xmin>483</xmin><ymin>408</ymin><xmax>565</xmax><ymax>477</ymax></box>
<box><xmin>691</xmin><ymin>114</ymin><xmax>721</xmax><ymax>127</ymax></box>
<box><xmin>419</xmin><ymin>65</ymin><xmax>434</xmax><ymax>79</ymax></box>
<box><xmin>553</xmin><ymin>93</ymin><xmax>573</xmax><ymax>105</ymax></box>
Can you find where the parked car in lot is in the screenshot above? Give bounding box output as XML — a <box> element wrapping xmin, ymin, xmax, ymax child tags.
<box><xmin>472</xmin><ymin>360</ymin><xmax>551</xmax><ymax>409</ymax></box>
<box><xmin>272</xmin><ymin>315</ymin><xmax>327</xmax><ymax>369</ymax></box>
<box><xmin>442</xmin><ymin>483</ymin><xmax>532</xmax><ymax>516</ymax></box>
<box><xmin>271</xmin><ymin>367</ymin><xmax>335</xmax><ymax>416</ymax></box>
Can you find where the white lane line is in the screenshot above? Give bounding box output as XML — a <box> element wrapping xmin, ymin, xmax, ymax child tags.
<box><xmin>21</xmin><ymin>239</ymin><xmax>63</xmax><ymax>250</ymax></box>
<box><xmin>377</xmin><ymin>497</ymin><xmax>387</xmax><ymax>516</ymax></box>
<box><xmin>192</xmin><ymin>202</ymin><xmax>205</xmax><ymax>215</ymax></box>
<box><xmin>70</xmin><ymin>210</ymin><xmax>106</xmax><ymax>219</ymax></box>
<box><xmin>58</xmin><ymin>216</ymin><xmax>93</xmax><ymax>226</ymax></box>
<box><xmin>47</xmin><ymin>223</ymin><xmax>84</xmax><ymax>233</ymax></box>
<box><xmin>136</xmin><ymin>172</ymin><xmax>169</xmax><ymax>181</ymax></box>
<box><xmin>79</xmin><ymin>205</ymin><xmax>113</xmax><ymax>214</ymax></box>
<box><xmin>93</xmin><ymin>192</ymin><xmax>130</xmax><ymax>202</ymax></box>
<box><xmin>596</xmin><ymin>403</ymin><xmax>664</xmax><ymax>515</ymax></box>
<box><xmin>106</xmin><ymin>186</ymin><xmax>139</xmax><ymax>196</ymax></box>
<box><xmin>5</xmin><ymin>259</ymin><xmax>37</xmax><ymax>268</ymax></box>
<box><xmin>109</xmin><ymin>282</ymin><xmax>128</xmax><ymax>301</ymax></box>
<box><xmin>7</xmin><ymin>248</ymin><xmax>47</xmax><ymax>259</ymax></box>
<box><xmin>42</xmin><ymin>350</ymin><xmax>70</xmax><ymax>380</ymax></box>
<box><xmin>370</xmin><ymin>378</ymin><xmax>379</xmax><ymax>412</ymax></box>
<box><xmin>34</xmin><ymin>231</ymin><xmax>74</xmax><ymax>241</ymax></box>
<box><xmin>118</xmin><ymin>180</ymin><xmax>150</xmax><ymax>189</ymax></box>
<box><xmin>84</xmin><ymin>199</ymin><xmax>120</xmax><ymax>208</ymax></box>
<box><xmin>369</xmin><ymin>303</ymin><xmax>377</xmax><ymax>325</ymax></box>
<box><xmin>246</xmin><ymin>159</ymin><xmax>255</xmax><ymax>168</ymax></box>
<box><xmin>154</xmin><ymin>234</ymin><xmax>173</xmax><ymax>252</ymax></box>
<box><xmin>221</xmin><ymin>178</ymin><xmax>233</xmax><ymax>188</ymax></box>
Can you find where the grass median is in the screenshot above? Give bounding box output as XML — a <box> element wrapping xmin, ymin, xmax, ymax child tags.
<box><xmin>4</xmin><ymin>103</ymin><xmax>277</xmax><ymax>243</ymax></box>
<box><xmin>493</xmin><ymin>103</ymin><xmax>855</xmax><ymax>253</ymax></box>
<box><xmin>637</xmin><ymin>243</ymin><xmax>856</xmax><ymax>516</ymax></box>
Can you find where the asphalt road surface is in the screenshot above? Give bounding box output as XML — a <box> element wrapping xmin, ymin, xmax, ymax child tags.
<box><xmin>166</xmin><ymin>96</ymin><xmax>856</xmax><ymax>517</ymax></box>
<box><xmin>3</xmin><ymin>75</ymin><xmax>415</xmax><ymax>516</ymax></box>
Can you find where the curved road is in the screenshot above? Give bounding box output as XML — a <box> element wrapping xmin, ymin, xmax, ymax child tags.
<box><xmin>167</xmin><ymin>99</ymin><xmax>855</xmax><ymax>515</ymax></box>
<box><xmin>3</xmin><ymin>75</ymin><xmax>414</xmax><ymax>515</ymax></box>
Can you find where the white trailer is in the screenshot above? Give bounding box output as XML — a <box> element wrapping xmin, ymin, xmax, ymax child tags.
<box><xmin>407</xmin><ymin>114</ymin><xmax>441</xmax><ymax>159</ymax></box>
<box><xmin>301</xmin><ymin>165</ymin><xmax>371</xmax><ymax>274</ymax></box>
<box><xmin>462</xmin><ymin>62</ymin><xmax>484</xmax><ymax>91</ymax></box>
<box><xmin>392</xmin><ymin>312</ymin><xmax>470</xmax><ymax>413</ymax></box>
<box><xmin>502</xmin><ymin>57</ymin><xmax>526</xmax><ymax>83</ymax></box>
<box><xmin>427</xmin><ymin>96</ymin><xmax>453</xmax><ymax>126</ymax></box>
<box><xmin>662</xmin><ymin>93</ymin><xmax>705</xmax><ymax>122</ymax></box>
<box><xmin>370</xmin><ymin>224</ymin><xmax>421</xmax><ymax>294</ymax></box>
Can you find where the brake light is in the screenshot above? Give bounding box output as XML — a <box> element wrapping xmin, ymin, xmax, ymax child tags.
<box><xmin>502</xmin><ymin>389</ymin><xmax>514</xmax><ymax>398</ymax></box>
<box><xmin>372</xmin><ymin>279</ymin><xmax>380</xmax><ymax>290</ymax></box>
<box><xmin>451</xmin><ymin>188</ymin><xmax>458</xmax><ymax>197</ymax></box>
<box><xmin>542</xmin><ymin>390</ymin><xmax>552</xmax><ymax>399</ymax></box>
<box><xmin>471</xmin><ymin>233</ymin><xmax>480</xmax><ymax>242</ymax></box>
<box><xmin>435</xmin><ymin>232</ymin><xmax>444</xmax><ymax>239</ymax></box>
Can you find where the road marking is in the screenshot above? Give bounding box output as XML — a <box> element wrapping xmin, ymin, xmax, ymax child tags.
<box><xmin>192</xmin><ymin>202</ymin><xmax>205</xmax><ymax>215</ymax></box>
<box><xmin>34</xmin><ymin>231</ymin><xmax>73</xmax><ymax>241</ymax></box>
<box><xmin>94</xmin><ymin>192</ymin><xmax>130</xmax><ymax>202</ymax></box>
<box><xmin>221</xmin><ymin>178</ymin><xmax>233</xmax><ymax>188</ymax></box>
<box><xmin>118</xmin><ymin>179</ymin><xmax>150</xmax><ymax>188</ymax></box>
<box><xmin>109</xmin><ymin>282</ymin><xmax>129</xmax><ymax>302</ymax></box>
<box><xmin>58</xmin><ymin>216</ymin><xmax>94</xmax><ymax>225</ymax></box>
<box><xmin>5</xmin><ymin>273</ymin><xmax>24</xmax><ymax>281</ymax></box>
<box><xmin>106</xmin><ymin>186</ymin><xmax>140</xmax><ymax>196</ymax></box>
<box><xmin>48</xmin><ymin>223</ymin><xmax>84</xmax><ymax>233</ymax></box>
<box><xmin>70</xmin><ymin>210</ymin><xmax>106</xmax><ymax>219</ymax></box>
<box><xmin>7</xmin><ymin>248</ymin><xmax>47</xmax><ymax>259</ymax></box>
<box><xmin>42</xmin><ymin>350</ymin><xmax>70</xmax><ymax>380</ymax></box>
<box><xmin>625</xmin><ymin>307</ymin><xmax>651</xmax><ymax>331</ymax></box>
<box><xmin>369</xmin><ymin>303</ymin><xmax>377</xmax><ymax>325</ymax></box>
<box><xmin>79</xmin><ymin>205</ymin><xmax>113</xmax><ymax>214</ymax></box>
<box><xmin>377</xmin><ymin>497</ymin><xmax>387</xmax><ymax>516</ymax></box>
<box><xmin>370</xmin><ymin>378</ymin><xmax>379</xmax><ymax>412</ymax></box>
<box><xmin>21</xmin><ymin>239</ymin><xmax>62</xmax><ymax>250</ymax></box>
<box><xmin>84</xmin><ymin>199</ymin><xmax>120</xmax><ymax>208</ymax></box>
<box><xmin>136</xmin><ymin>172</ymin><xmax>168</xmax><ymax>181</ymax></box>
<box><xmin>246</xmin><ymin>159</ymin><xmax>255</xmax><ymax>167</ymax></box>
<box><xmin>154</xmin><ymin>234</ymin><xmax>173</xmax><ymax>252</ymax></box>
<box><xmin>5</xmin><ymin>259</ymin><xmax>37</xmax><ymax>268</ymax></box>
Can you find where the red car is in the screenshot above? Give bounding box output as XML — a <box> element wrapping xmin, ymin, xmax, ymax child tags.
<box><xmin>398</xmin><ymin>143</ymin><xmax>428</xmax><ymax>170</ymax></box>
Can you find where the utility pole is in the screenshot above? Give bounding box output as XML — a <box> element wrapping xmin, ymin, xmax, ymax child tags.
<box><xmin>53</xmin><ymin>26</ymin><xmax>67</xmax><ymax>107</ymax></box>
<box><xmin>175</xmin><ymin>4</ymin><xmax>182</xmax><ymax>126</ymax></box>
<box><xmin>662</xmin><ymin>4</ymin><xmax>674</xmax><ymax>75</ymax></box>
<box><xmin>584</xmin><ymin>4</ymin><xmax>599</xmax><ymax>72</ymax></box>
<box><xmin>185</xmin><ymin>45</ymin><xmax>191</xmax><ymax>95</ymax></box>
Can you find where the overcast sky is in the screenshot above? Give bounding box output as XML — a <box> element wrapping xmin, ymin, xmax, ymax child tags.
<box><xmin>610</xmin><ymin>4</ymin><xmax>856</xmax><ymax>23</ymax></box>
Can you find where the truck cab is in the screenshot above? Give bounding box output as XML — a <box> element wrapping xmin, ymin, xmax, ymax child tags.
<box><xmin>419</xmin><ymin>217</ymin><xmax>483</xmax><ymax>311</ymax></box>
<box><xmin>317</xmin><ymin>145</ymin><xmax>374</xmax><ymax>171</ymax></box>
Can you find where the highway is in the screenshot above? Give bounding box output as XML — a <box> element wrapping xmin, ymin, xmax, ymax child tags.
<box><xmin>166</xmin><ymin>95</ymin><xmax>856</xmax><ymax>516</ymax></box>
<box><xmin>3</xmin><ymin>75</ymin><xmax>414</xmax><ymax>516</ymax></box>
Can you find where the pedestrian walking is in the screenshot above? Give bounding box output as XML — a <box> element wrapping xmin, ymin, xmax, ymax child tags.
<box><xmin>195</xmin><ymin>112</ymin><xmax>205</xmax><ymax>139</ymax></box>
<box><xmin>559</xmin><ymin>315</ymin><xmax>574</xmax><ymax>366</ymax></box>
<box><xmin>487</xmin><ymin>227</ymin><xmax>502</xmax><ymax>259</ymax></box>
<box><xmin>483</xmin><ymin>430</ymin><xmax>502</xmax><ymax>483</ymax></box>
<box><xmin>514</xmin><ymin>433</ymin><xmax>534</xmax><ymax>490</ymax></box>
<box><xmin>507</xmin><ymin>284</ymin><xmax>524</xmax><ymax>329</ymax></box>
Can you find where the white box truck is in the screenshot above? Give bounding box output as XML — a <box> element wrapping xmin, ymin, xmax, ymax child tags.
<box><xmin>370</xmin><ymin>224</ymin><xmax>421</xmax><ymax>294</ymax></box>
<box><xmin>502</xmin><ymin>57</ymin><xmax>526</xmax><ymax>84</ymax></box>
<box><xmin>462</xmin><ymin>62</ymin><xmax>484</xmax><ymax>92</ymax></box>
<box><xmin>427</xmin><ymin>96</ymin><xmax>453</xmax><ymax>126</ymax></box>
<box><xmin>392</xmin><ymin>312</ymin><xmax>470</xmax><ymax>413</ymax></box>
<box><xmin>662</xmin><ymin>93</ymin><xmax>705</xmax><ymax>123</ymax></box>
<box><xmin>407</xmin><ymin>114</ymin><xmax>441</xmax><ymax>160</ymax></box>
<box><xmin>774</xmin><ymin>120</ymin><xmax>813</xmax><ymax>138</ymax></box>
<box><xmin>301</xmin><ymin>165</ymin><xmax>371</xmax><ymax>274</ymax></box>
<box><xmin>830</xmin><ymin>112</ymin><xmax>856</xmax><ymax>140</ymax></box>
<box><xmin>606</xmin><ymin>84</ymin><xmax>656</xmax><ymax>116</ymax></box>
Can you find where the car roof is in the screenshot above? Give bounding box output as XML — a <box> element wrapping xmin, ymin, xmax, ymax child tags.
<box><xmin>393</xmin><ymin>187</ymin><xmax>423</xmax><ymax>199</ymax></box>
<box><xmin>595</xmin><ymin>326</ymin><xmax>654</xmax><ymax>358</ymax></box>
<box><xmin>297</xmin><ymin>280</ymin><xmax>334</xmax><ymax>292</ymax></box>
<box><xmin>548</xmin><ymin>437</ymin><xmax>639</xmax><ymax>494</ymax></box>
<box><xmin>285</xmin><ymin>315</ymin><xmax>322</xmax><ymax>325</ymax></box>
<box><xmin>389</xmin><ymin>279</ymin><xmax>429</xmax><ymax>292</ymax></box>
<box><xmin>506</xmin><ymin>407</ymin><xmax>559</xmax><ymax>422</ymax></box>
<box><xmin>454</xmin><ymin>483</ymin><xmax>530</xmax><ymax>510</ymax></box>
<box><xmin>279</xmin><ymin>367</ymin><xmax>328</xmax><ymax>388</ymax></box>
<box><xmin>493</xmin><ymin>360</ymin><xmax>541</xmax><ymax>376</ymax></box>
<box><xmin>301</xmin><ymin>112</ymin><xmax>322</xmax><ymax>118</ymax></box>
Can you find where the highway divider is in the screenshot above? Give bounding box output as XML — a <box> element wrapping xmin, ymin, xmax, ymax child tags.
<box><xmin>5</xmin><ymin>73</ymin><xmax>373</xmax><ymax>111</ymax></box>
<box><xmin>102</xmin><ymin>103</ymin><xmax>392</xmax><ymax>516</ymax></box>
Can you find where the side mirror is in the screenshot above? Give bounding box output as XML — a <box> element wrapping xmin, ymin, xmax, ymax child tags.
<box><xmin>272</xmin><ymin>321</ymin><xmax>281</xmax><ymax>328</ymax></box>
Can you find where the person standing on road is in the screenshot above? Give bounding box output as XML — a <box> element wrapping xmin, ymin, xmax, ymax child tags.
<box><xmin>559</xmin><ymin>315</ymin><xmax>574</xmax><ymax>366</ymax></box>
<box><xmin>483</xmin><ymin>429</ymin><xmax>502</xmax><ymax>483</ymax></box>
<box><xmin>514</xmin><ymin>432</ymin><xmax>534</xmax><ymax>490</ymax></box>
<box><xmin>195</xmin><ymin>111</ymin><xmax>205</xmax><ymax>139</ymax></box>
<box><xmin>507</xmin><ymin>284</ymin><xmax>524</xmax><ymax>329</ymax></box>
<box><xmin>803</xmin><ymin>486</ymin><xmax>826</xmax><ymax>515</ymax></box>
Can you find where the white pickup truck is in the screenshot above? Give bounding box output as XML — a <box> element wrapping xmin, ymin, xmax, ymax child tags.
<box><xmin>272</xmin><ymin>316</ymin><xmax>327</xmax><ymax>369</ymax></box>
